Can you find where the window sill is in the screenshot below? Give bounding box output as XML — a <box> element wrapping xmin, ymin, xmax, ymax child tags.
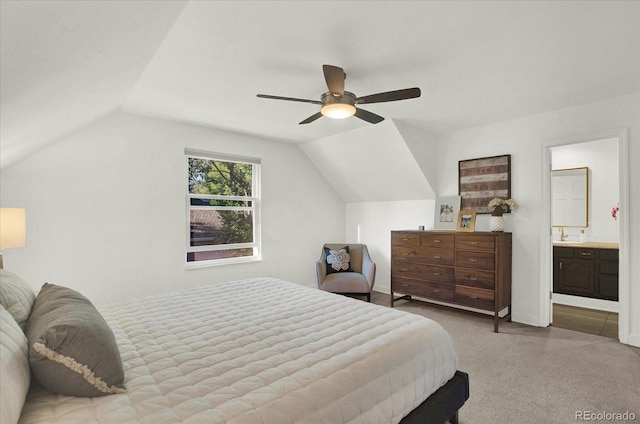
<box><xmin>185</xmin><ymin>255</ymin><xmax>262</xmax><ymax>269</ymax></box>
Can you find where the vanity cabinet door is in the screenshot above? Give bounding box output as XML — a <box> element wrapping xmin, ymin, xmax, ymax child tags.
<box><xmin>553</xmin><ymin>256</ymin><xmax>595</xmax><ymax>296</ymax></box>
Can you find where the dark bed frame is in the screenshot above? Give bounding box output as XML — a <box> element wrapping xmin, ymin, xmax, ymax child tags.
<box><xmin>400</xmin><ymin>371</ymin><xmax>469</xmax><ymax>424</ymax></box>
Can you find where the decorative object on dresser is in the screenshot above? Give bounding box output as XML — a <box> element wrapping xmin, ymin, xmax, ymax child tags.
<box><xmin>487</xmin><ymin>197</ymin><xmax>519</xmax><ymax>232</ymax></box>
<box><xmin>456</xmin><ymin>210</ymin><xmax>476</xmax><ymax>232</ymax></box>
<box><xmin>391</xmin><ymin>230</ymin><xmax>512</xmax><ymax>332</ymax></box>
<box><xmin>434</xmin><ymin>196</ymin><xmax>461</xmax><ymax>230</ymax></box>
<box><xmin>458</xmin><ymin>154</ymin><xmax>511</xmax><ymax>213</ymax></box>
<box><xmin>553</xmin><ymin>245</ymin><xmax>619</xmax><ymax>301</ymax></box>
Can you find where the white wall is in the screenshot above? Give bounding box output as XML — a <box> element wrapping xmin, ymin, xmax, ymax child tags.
<box><xmin>551</xmin><ymin>137</ymin><xmax>620</xmax><ymax>243</ymax></box>
<box><xmin>0</xmin><ymin>112</ymin><xmax>345</xmax><ymax>302</ymax></box>
<box><xmin>345</xmin><ymin>200</ymin><xmax>436</xmax><ymax>294</ymax></box>
<box><xmin>436</xmin><ymin>93</ymin><xmax>639</xmax><ymax>346</ymax></box>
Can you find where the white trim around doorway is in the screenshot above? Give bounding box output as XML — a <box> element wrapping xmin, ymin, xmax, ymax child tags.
<box><xmin>540</xmin><ymin>128</ymin><xmax>630</xmax><ymax>345</ymax></box>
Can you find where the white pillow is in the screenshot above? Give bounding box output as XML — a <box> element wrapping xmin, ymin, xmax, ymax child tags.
<box><xmin>0</xmin><ymin>270</ymin><xmax>36</xmax><ymax>332</ymax></box>
<box><xmin>0</xmin><ymin>306</ymin><xmax>30</xmax><ymax>424</ymax></box>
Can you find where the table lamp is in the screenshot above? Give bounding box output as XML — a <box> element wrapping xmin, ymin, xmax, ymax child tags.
<box><xmin>0</xmin><ymin>208</ymin><xmax>26</xmax><ymax>269</ymax></box>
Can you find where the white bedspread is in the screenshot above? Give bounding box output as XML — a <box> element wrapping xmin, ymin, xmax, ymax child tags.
<box><xmin>20</xmin><ymin>278</ymin><xmax>457</xmax><ymax>424</ymax></box>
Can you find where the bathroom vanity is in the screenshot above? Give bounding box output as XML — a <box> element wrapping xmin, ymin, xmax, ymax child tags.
<box><xmin>553</xmin><ymin>242</ymin><xmax>619</xmax><ymax>301</ymax></box>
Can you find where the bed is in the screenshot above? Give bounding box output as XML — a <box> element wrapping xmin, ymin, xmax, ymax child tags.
<box><xmin>1</xmin><ymin>272</ymin><xmax>468</xmax><ymax>424</ymax></box>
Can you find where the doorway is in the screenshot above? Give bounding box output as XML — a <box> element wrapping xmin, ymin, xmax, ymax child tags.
<box><xmin>541</xmin><ymin>129</ymin><xmax>630</xmax><ymax>343</ymax></box>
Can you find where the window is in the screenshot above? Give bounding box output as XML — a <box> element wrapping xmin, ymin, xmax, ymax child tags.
<box><xmin>185</xmin><ymin>149</ymin><xmax>261</xmax><ymax>265</ymax></box>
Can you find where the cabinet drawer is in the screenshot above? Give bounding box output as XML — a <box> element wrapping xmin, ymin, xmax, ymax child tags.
<box><xmin>393</xmin><ymin>277</ymin><xmax>454</xmax><ymax>302</ymax></box>
<box><xmin>575</xmin><ymin>248</ymin><xmax>595</xmax><ymax>259</ymax></box>
<box><xmin>455</xmin><ymin>269</ymin><xmax>495</xmax><ymax>290</ymax></box>
<box><xmin>393</xmin><ymin>261</ymin><xmax>453</xmax><ymax>283</ymax></box>
<box><xmin>455</xmin><ymin>285</ymin><xmax>494</xmax><ymax>311</ymax></box>
<box><xmin>456</xmin><ymin>251</ymin><xmax>495</xmax><ymax>271</ymax></box>
<box><xmin>392</xmin><ymin>233</ymin><xmax>420</xmax><ymax>247</ymax></box>
<box><xmin>421</xmin><ymin>233</ymin><xmax>454</xmax><ymax>249</ymax></box>
<box><xmin>599</xmin><ymin>249</ymin><xmax>619</xmax><ymax>261</ymax></box>
<box><xmin>553</xmin><ymin>247</ymin><xmax>574</xmax><ymax>258</ymax></box>
<box><xmin>456</xmin><ymin>235</ymin><xmax>495</xmax><ymax>251</ymax></box>
<box><xmin>414</xmin><ymin>247</ymin><xmax>454</xmax><ymax>266</ymax></box>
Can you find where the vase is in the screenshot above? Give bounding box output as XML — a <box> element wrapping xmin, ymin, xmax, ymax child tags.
<box><xmin>490</xmin><ymin>216</ymin><xmax>505</xmax><ymax>232</ymax></box>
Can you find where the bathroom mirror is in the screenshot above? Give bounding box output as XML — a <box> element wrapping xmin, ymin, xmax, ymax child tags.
<box><xmin>551</xmin><ymin>167</ymin><xmax>589</xmax><ymax>227</ymax></box>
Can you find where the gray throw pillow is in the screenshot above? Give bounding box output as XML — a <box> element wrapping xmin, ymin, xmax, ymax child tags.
<box><xmin>26</xmin><ymin>283</ymin><xmax>126</xmax><ymax>397</ymax></box>
<box><xmin>0</xmin><ymin>269</ymin><xmax>36</xmax><ymax>332</ymax></box>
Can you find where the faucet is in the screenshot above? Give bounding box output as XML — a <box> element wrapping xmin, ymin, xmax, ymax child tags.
<box><xmin>559</xmin><ymin>227</ymin><xmax>567</xmax><ymax>241</ymax></box>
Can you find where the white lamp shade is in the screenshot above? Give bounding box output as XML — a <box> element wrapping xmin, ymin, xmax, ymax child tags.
<box><xmin>0</xmin><ymin>208</ymin><xmax>26</xmax><ymax>249</ymax></box>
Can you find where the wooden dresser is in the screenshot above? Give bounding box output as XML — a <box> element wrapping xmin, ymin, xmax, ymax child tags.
<box><xmin>391</xmin><ymin>230</ymin><xmax>512</xmax><ymax>332</ymax></box>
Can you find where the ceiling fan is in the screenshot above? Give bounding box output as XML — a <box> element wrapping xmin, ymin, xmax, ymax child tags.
<box><xmin>257</xmin><ymin>64</ymin><xmax>421</xmax><ymax>125</ymax></box>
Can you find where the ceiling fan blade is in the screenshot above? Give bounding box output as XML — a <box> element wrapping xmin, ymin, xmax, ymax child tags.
<box><xmin>354</xmin><ymin>108</ymin><xmax>385</xmax><ymax>124</ymax></box>
<box><xmin>323</xmin><ymin>65</ymin><xmax>345</xmax><ymax>96</ymax></box>
<box><xmin>355</xmin><ymin>87</ymin><xmax>421</xmax><ymax>104</ymax></box>
<box><xmin>257</xmin><ymin>94</ymin><xmax>322</xmax><ymax>105</ymax></box>
<box><xmin>299</xmin><ymin>112</ymin><xmax>323</xmax><ymax>125</ymax></box>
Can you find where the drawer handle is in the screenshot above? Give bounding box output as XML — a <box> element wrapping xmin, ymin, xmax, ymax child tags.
<box><xmin>469</xmin><ymin>296</ymin><xmax>479</xmax><ymax>299</ymax></box>
<box><xmin>469</xmin><ymin>258</ymin><xmax>478</xmax><ymax>262</ymax></box>
<box><xmin>433</xmin><ymin>239</ymin><xmax>441</xmax><ymax>243</ymax></box>
<box><xmin>469</xmin><ymin>242</ymin><xmax>478</xmax><ymax>245</ymax></box>
<box><xmin>433</xmin><ymin>272</ymin><xmax>441</xmax><ymax>276</ymax></box>
<box><xmin>433</xmin><ymin>255</ymin><xmax>441</xmax><ymax>259</ymax></box>
<box><xmin>402</xmin><ymin>238</ymin><xmax>409</xmax><ymax>241</ymax></box>
<box><xmin>580</xmin><ymin>252</ymin><xmax>592</xmax><ymax>256</ymax></box>
<box><xmin>403</xmin><ymin>253</ymin><xmax>409</xmax><ymax>256</ymax></box>
<box><xmin>401</xmin><ymin>284</ymin><xmax>409</xmax><ymax>288</ymax></box>
<box><xmin>401</xmin><ymin>268</ymin><xmax>409</xmax><ymax>272</ymax></box>
<box><xmin>469</xmin><ymin>277</ymin><xmax>478</xmax><ymax>281</ymax></box>
<box><xmin>433</xmin><ymin>289</ymin><xmax>441</xmax><ymax>293</ymax></box>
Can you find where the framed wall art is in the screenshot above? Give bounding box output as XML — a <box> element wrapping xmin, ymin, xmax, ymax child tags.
<box><xmin>456</xmin><ymin>210</ymin><xmax>476</xmax><ymax>232</ymax></box>
<box><xmin>458</xmin><ymin>154</ymin><xmax>511</xmax><ymax>214</ymax></box>
<box><xmin>434</xmin><ymin>195</ymin><xmax>460</xmax><ymax>230</ymax></box>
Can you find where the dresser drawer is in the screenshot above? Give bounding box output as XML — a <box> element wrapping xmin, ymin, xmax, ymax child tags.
<box><xmin>455</xmin><ymin>269</ymin><xmax>495</xmax><ymax>290</ymax></box>
<box><xmin>455</xmin><ymin>285</ymin><xmax>494</xmax><ymax>311</ymax></box>
<box><xmin>421</xmin><ymin>233</ymin><xmax>454</xmax><ymax>249</ymax></box>
<box><xmin>393</xmin><ymin>277</ymin><xmax>454</xmax><ymax>302</ymax></box>
<box><xmin>393</xmin><ymin>261</ymin><xmax>453</xmax><ymax>283</ymax></box>
<box><xmin>414</xmin><ymin>247</ymin><xmax>454</xmax><ymax>266</ymax></box>
<box><xmin>392</xmin><ymin>232</ymin><xmax>421</xmax><ymax>247</ymax></box>
<box><xmin>456</xmin><ymin>251</ymin><xmax>495</xmax><ymax>271</ymax></box>
<box><xmin>456</xmin><ymin>234</ymin><xmax>495</xmax><ymax>251</ymax></box>
<box><xmin>392</xmin><ymin>247</ymin><xmax>417</xmax><ymax>260</ymax></box>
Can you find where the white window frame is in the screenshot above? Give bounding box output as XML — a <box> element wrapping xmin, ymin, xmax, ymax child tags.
<box><xmin>185</xmin><ymin>149</ymin><xmax>261</xmax><ymax>267</ymax></box>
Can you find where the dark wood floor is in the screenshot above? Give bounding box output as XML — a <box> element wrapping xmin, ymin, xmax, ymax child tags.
<box><xmin>552</xmin><ymin>304</ymin><xmax>618</xmax><ymax>339</ymax></box>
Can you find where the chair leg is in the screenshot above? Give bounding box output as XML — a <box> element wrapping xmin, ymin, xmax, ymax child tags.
<box><xmin>366</xmin><ymin>293</ymin><xmax>371</xmax><ymax>302</ymax></box>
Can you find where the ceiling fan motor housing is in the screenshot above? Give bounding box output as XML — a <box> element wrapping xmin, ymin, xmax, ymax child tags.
<box><xmin>320</xmin><ymin>91</ymin><xmax>356</xmax><ymax>119</ymax></box>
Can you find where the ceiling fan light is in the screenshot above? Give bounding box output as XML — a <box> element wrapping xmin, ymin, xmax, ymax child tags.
<box><xmin>321</xmin><ymin>103</ymin><xmax>356</xmax><ymax>119</ymax></box>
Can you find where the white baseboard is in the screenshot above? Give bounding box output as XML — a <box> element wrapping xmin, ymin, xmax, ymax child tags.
<box><xmin>553</xmin><ymin>293</ymin><xmax>619</xmax><ymax>313</ymax></box>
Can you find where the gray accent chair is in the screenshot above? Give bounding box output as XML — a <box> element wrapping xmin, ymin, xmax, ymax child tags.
<box><xmin>316</xmin><ymin>243</ymin><xmax>376</xmax><ymax>302</ymax></box>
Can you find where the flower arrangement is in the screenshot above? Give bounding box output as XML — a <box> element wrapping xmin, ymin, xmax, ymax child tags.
<box><xmin>611</xmin><ymin>202</ymin><xmax>619</xmax><ymax>220</ymax></box>
<box><xmin>487</xmin><ymin>198</ymin><xmax>519</xmax><ymax>216</ymax></box>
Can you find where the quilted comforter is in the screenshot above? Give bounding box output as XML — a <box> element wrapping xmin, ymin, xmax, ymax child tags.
<box><xmin>19</xmin><ymin>278</ymin><xmax>458</xmax><ymax>424</ymax></box>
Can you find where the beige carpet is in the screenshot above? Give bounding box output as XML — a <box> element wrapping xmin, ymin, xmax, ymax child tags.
<box><xmin>370</xmin><ymin>292</ymin><xmax>640</xmax><ymax>424</ymax></box>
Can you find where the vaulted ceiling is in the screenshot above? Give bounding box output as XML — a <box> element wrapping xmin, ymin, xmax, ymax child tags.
<box><xmin>1</xmin><ymin>0</ymin><xmax>639</xmax><ymax>169</ymax></box>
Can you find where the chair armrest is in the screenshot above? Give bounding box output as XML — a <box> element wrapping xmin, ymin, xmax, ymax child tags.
<box><xmin>361</xmin><ymin>250</ymin><xmax>376</xmax><ymax>289</ymax></box>
<box><xmin>316</xmin><ymin>259</ymin><xmax>327</xmax><ymax>289</ymax></box>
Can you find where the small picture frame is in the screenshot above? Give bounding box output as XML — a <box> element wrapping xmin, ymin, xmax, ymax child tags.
<box><xmin>434</xmin><ymin>196</ymin><xmax>461</xmax><ymax>230</ymax></box>
<box><xmin>456</xmin><ymin>210</ymin><xmax>476</xmax><ymax>232</ymax></box>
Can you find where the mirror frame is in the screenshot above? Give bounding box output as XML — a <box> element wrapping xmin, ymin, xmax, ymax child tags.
<box><xmin>550</xmin><ymin>166</ymin><xmax>589</xmax><ymax>228</ymax></box>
